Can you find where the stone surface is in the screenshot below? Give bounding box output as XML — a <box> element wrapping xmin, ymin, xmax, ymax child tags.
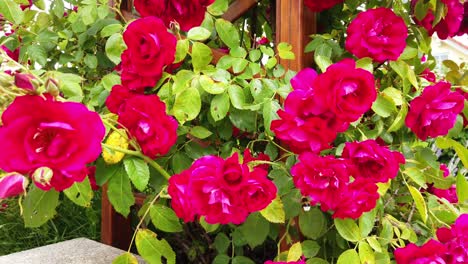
<box><xmin>0</xmin><ymin>238</ymin><xmax>145</xmax><ymax>264</ymax></box>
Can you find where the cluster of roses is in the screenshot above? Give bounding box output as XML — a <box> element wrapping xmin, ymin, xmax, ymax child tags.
<box><xmin>168</xmin><ymin>150</ymin><xmax>277</xmax><ymax>225</ymax></box>
<box><xmin>395</xmin><ymin>214</ymin><xmax>468</xmax><ymax>264</ymax></box>
<box><xmin>292</xmin><ymin>139</ymin><xmax>405</xmax><ymax>219</ymax></box>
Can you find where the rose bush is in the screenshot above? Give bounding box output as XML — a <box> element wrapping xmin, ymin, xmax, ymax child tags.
<box><xmin>0</xmin><ymin>0</ymin><xmax>467</xmax><ymax>263</ymax></box>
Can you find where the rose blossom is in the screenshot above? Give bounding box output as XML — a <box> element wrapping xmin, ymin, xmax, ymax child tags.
<box><xmin>429</xmin><ymin>184</ymin><xmax>458</xmax><ymax>204</ymax></box>
<box><xmin>0</xmin><ymin>95</ymin><xmax>105</xmax><ymax>191</ymax></box>
<box><xmin>0</xmin><ymin>173</ymin><xmax>28</xmax><ymax>199</ymax></box>
<box><xmin>169</xmin><ymin>151</ymin><xmax>276</xmax><ymax>224</ymax></box>
<box><xmin>134</xmin><ymin>0</ymin><xmax>215</xmax><ymax>31</ymax></box>
<box><xmin>436</xmin><ymin>214</ymin><xmax>468</xmax><ymax>263</ymax></box>
<box><xmin>394</xmin><ymin>239</ymin><xmax>448</xmax><ymax>264</ymax></box>
<box><xmin>342</xmin><ymin>140</ymin><xmax>405</xmax><ymax>183</ymax></box>
<box><xmin>87</xmin><ymin>166</ymin><xmax>99</xmax><ymax>191</ymax></box>
<box><xmin>440</xmin><ymin>164</ymin><xmax>450</xmax><ymax>177</ymax></box>
<box><xmin>105</xmin><ymin>85</ymin><xmax>139</xmax><ymax>114</ymax></box>
<box><xmin>291</xmin><ymin>153</ymin><xmax>349</xmax><ymax>212</ymax></box>
<box><xmin>121</xmin><ymin>17</ymin><xmax>176</xmax><ymax>91</ymax></box>
<box><xmin>304</xmin><ymin>0</ymin><xmax>344</xmax><ymax>12</ymax></box>
<box><xmin>1</xmin><ymin>46</ymin><xmax>19</xmax><ymax>62</ymax></box>
<box><xmin>405</xmin><ymin>82</ymin><xmax>465</xmax><ymax>140</ymax></box>
<box><xmin>346</xmin><ymin>8</ymin><xmax>408</xmax><ymax>62</ymax></box>
<box><xmin>412</xmin><ymin>0</ymin><xmax>464</xmax><ymax>40</ymax></box>
<box><xmin>420</xmin><ymin>68</ymin><xmax>437</xmax><ymax>83</ymax></box>
<box><xmin>118</xmin><ymin>95</ymin><xmax>178</xmax><ymax>159</ymax></box>
<box><xmin>14</xmin><ymin>73</ymin><xmax>36</xmax><ymax>91</ymax></box>
<box><xmin>333</xmin><ymin>178</ymin><xmax>379</xmax><ymax>219</ymax></box>
<box><xmin>313</xmin><ymin>59</ymin><xmax>377</xmax><ymax>123</ymax></box>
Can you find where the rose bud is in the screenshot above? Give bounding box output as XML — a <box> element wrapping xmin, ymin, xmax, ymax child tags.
<box><xmin>0</xmin><ymin>173</ymin><xmax>29</xmax><ymax>200</ymax></box>
<box><xmin>14</xmin><ymin>73</ymin><xmax>37</xmax><ymax>91</ymax></box>
<box><xmin>45</xmin><ymin>78</ymin><xmax>60</xmax><ymax>97</ymax></box>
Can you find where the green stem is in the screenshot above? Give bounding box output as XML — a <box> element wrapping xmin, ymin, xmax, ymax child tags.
<box><xmin>277</xmin><ymin>219</ymin><xmax>291</xmax><ymax>257</ymax></box>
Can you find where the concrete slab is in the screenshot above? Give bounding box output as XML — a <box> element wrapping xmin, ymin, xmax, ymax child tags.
<box><xmin>0</xmin><ymin>238</ymin><xmax>145</xmax><ymax>264</ymax></box>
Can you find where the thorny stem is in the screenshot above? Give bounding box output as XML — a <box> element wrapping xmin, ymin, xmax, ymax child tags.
<box><xmin>127</xmin><ymin>189</ymin><xmax>165</xmax><ymax>252</ymax></box>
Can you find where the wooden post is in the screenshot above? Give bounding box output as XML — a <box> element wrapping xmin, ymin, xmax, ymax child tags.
<box><xmin>276</xmin><ymin>0</ymin><xmax>316</xmax><ymax>71</ymax></box>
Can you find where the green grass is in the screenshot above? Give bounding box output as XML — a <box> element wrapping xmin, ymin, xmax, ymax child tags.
<box><xmin>0</xmin><ymin>192</ymin><xmax>101</xmax><ymax>255</ymax></box>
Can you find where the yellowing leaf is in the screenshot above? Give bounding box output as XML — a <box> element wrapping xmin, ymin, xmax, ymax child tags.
<box><xmin>260</xmin><ymin>196</ymin><xmax>285</xmax><ymax>223</ymax></box>
<box><xmin>287</xmin><ymin>242</ymin><xmax>302</xmax><ymax>262</ymax></box>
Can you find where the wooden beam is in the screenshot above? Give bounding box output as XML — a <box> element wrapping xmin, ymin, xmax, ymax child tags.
<box><xmin>276</xmin><ymin>0</ymin><xmax>316</xmax><ymax>71</ymax></box>
<box><xmin>222</xmin><ymin>0</ymin><xmax>258</xmax><ymax>22</ymax></box>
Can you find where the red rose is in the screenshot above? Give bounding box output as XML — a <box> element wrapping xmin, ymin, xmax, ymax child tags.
<box><xmin>0</xmin><ymin>95</ymin><xmax>105</xmax><ymax>191</ymax></box>
<box><xmin>134</xmin><ymin>0</ymin><xmax>215</xmax><ymax>31</ymax></box>
<box><xmin>14</xmin><ymin>73</ymin><xmax>36</xmax><ymax>91</ymax></box>
<box><xmin>121</xmin><ymin>17</ymin><xmax>176</xmax><ymax>91</ymax></box>
<box><xmin>304</xmin><ymin>0</ymin><xmax>344</xmax><ymax>12</ymax></box>
<box><xmin>436</xmin><ymin>214</ymin><xmax>468</xmax><ymax>263</ymax></box>
<box><xmin>332</xmin><ymin>178</ymin><xmax>379</xmax><ymax>219</ymax></box>
<box><xmin>0</xmin><ymin>173</ymin><xmax>28</xmax><ymax>199</ymax></box>
<box><xmin>118</xmin><ymin>95</ymin><xmax>178</xmax><ymax>159</ymax></box>
<box><xmin>429</xmin><ymin>184</ymin><xmax>458</xmax><ymax>204</ymax></box>
<box><xmin>412</xmin><ymin>0</ymin><xmax>464</xmax><ymax>40</ymax></box>
<box><xmin>87</xmin><ymin>166</ymin><xmax>99</xmax><ymax>191</ymax></box>
<box><xmin>394</xmin><ymin>239</ymin><xmax>447</xmax><ymax>264</ymax></box>
<box><xmin>313</xmin><ymin>59</ymin><xmax>377</xmax><ymax>123</ymax></box>
<box><xmin>241</xmin><ymin>169</ymin><xmax>277</xmax><ymax>213</ymax></box>
<box><xmin>405</xmin><ymin>82</ymin><xmax>465</xmax><ymax>140</ymax></box>
<box><xmin>20</xmin><ymin>0</ymin><xmax>33</xmax><ymax>10</ymax></box>
<box><xmin>105</xmin><ymin>85</ymin><xmax>139</xmax><ymax>114</ymax></box>
<box><xmin>291</xmin><ymin>153</ymin><xmax>349</xmax><ymax>212</ymax></box>
<box><xmin>346</xmin><ymin>8</ymin><xmax>408</xmax><ymax>62</ymax></box>
<box><xmin>243</xmin><ymin>149</ymin><xmax>270</xmax><ymax>171</ymax></box>
<box><xmin>420</xmin><ymin>68</ymin><xmax>437</xmax><ymax>83</ymax></box>
<box><xmin>1</xmin><ymin>46</ymin><xmax>19</xmax><ymax>62</ymax></box>
<box><xmin>342</xmin><ymin>140</ymin><xmax>405</xmax><ymax>183</ymax></box>
<box><xmin>168</xmin><ymin>169</ymin><xmax>196</xmax><ymax>222</ymax></box>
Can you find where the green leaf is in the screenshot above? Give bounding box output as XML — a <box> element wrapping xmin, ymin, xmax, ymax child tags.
<box><xmin>263</xmin><ymin>100</ymin><xmax>281</xmax><ymax>136</ymax></box>
<box><xmin>113</xmin><ymin>253</ymin><xmax>138</xmax><ymax>264</ymax></box>
<box><xmin>0</xmin><ymin>0</ymin><xmax>24</xmax><ymax>24</ymax></box>
<box><xmin>171</xmin><ymin>152</ymin><xmax>192</xmax><ymax>174</ymax></box>
<box><xmin>278</xmin><ymin>42</ymin><xmax>295</xmax><ymax>60</ymax></box>
<box><xmin>239</xmin><ymin>213</ymin><xmax>270</xmax><ymax>248</ymax></box>
<box><xmin>174</xmin><ymin>39</ymin><xmax>189</xmax><ymax>63</ymax></box>
<box><xmin>337</xmin><ymin>249</ymin><xmax>360</xmax><ymax>264</ymax></box>
<box><xmin>63</xmin><ymin>177</ymin><xmax>94</xmax><ymax>207</ymax></box>
<box><xmin>135</xmin><ymin>229</ymin><xmax>176</xmax><ymax>264</ymax></box>
<box><xmin>408</xmin><ymin>185</ymin><xmax>428</xmax><ymax>223</ymax></box>
<box><xmin>228</xmin><ymin>84</ymin><xmax>245</xmax><ymax>109</ymax></box>
<box><xmin>53</xmin><ymin>72</ymin><xmax>84</xmax><ymax>102</ymax></box>
<box><xmin>213</xmin><ymin>254</ymin><xmax>231</xmax><ymax>264</ymax></box>
<box><xmin>249</xmin><ymin>50</ymin><xmax>261</xmax><ymax>62</ymax></box>
<box><xmin>314</xmin><ymin>44</ymin><xmax>332</xmax><ymax>72</ymax></box>
<box><xmin>287</xmin><ymin>242</ymin><xmax>302</xmax><ymax>262</ymax></box>
<box><xmin>214</xmin><ymin>233</ymin><xmax>231</xmax><ymax>253</ymax></box>
<box><xmin>215</xmin><ymin>19</ymin><xmax>240</xmax><ymax>49</ymax></box>
<box><xmin>359</xmin><ymin>209</ymin><xmax>376</xmax><ymax>238</ymax></box>
<box><xmin>387</xmin><ymin>103</ymin><xmax>408</xmax><ymax>132</ymax></box>
<box><xmin>356</xmin><ymin>57</ymin><xmax>374</xmax><ymax>73</ymax></box>
<box><xmin>191</xmin><ymin>42</ymin><xmax>212</xmax><ymax>72</ymax></box>
<box><xmin>299</xmin><ymin>208</ymin><xmax>327</xmax><ymax>239</ymax></box>
<box><xmin>208</xmin><ymin>0</ymin><xmax>228</xmax><ymax>16</ymax></box>
<box><xmin>457</xmin><ymin>172</ymin><xmax>468</xmax><ymax>204</ymax></box>
<box><xmin>435</xmin><ymin>137</ymin><xmax>468</xmax><ymax>168</ymax></box>
<box><xmin>27</xmin><ymin>45</ymin><xmax>47</xmax><ymax>66</ymax></box>
<box><xmin>23</xmin><ymin>185</ymin><xmax>60</xmax><ymax>228</ymax></box>
<box><xmin>101</xmin><ymin>24</ymin><xmax>123</xmax><ymax>37</ymax></box>
<box><xmin>229</xmin><ymin>108</ymin><xmax>256</xmax><ymax>132</ymax></box>
<box><xmin>389</xmin><ymin>60</ymin><xmax>419</xmax><ymax>91</ymax></box>
<box><xmin>306</xmin><ymin>258</ymin><xmax>329</xmax><ymax>264</ymax></box>
<box><xmin>187</xmin><ymin>27</ymin><xmax>211</xmax><ymax>41</ymax></box>
<box><xmin>302</xmin><ymin>240</ymin><xmax>320</xmax><ymax>258</ymax></box>
<box><xmin>372</xmin><ymin>94</ymin><xmax>397</xmax><ymax>118</ymax></box>
<box><xmin>334</xmin><ymin>218</ymin><xmax>361</xmax><ymax>242</ymax></box>
<box><xmin>404</xmin><ymin>167</ymin><xmax>427</xmax><ymax>188</ymax></box>
<box><xmin>359</xmin><ymin>242</ymin><xmax>376</xmax><ymax>264</ymax></box>
<box><xmin>366</xmin><ymin>236</ymin><xmax>382</xmax><ymax>253</ymax></box>
<box><xmin>260</xmin><ymin>196</ymin><xmax>285</xmax><ymax>223</ymax></box>
<box><xmin>232</xmin><ymin>256</ymin><xmax>255</xmax><ymax>264</ymax></box>
<box><xmin>105</xmin><ymin>33</ymin><xmax>126</xmax><ymax>65</ymax></box>
<box><xmin>173</xmin><ymin>87</ymin><xmax>201</xmax><ymax>124</ymax></box>
<box><xmin>123</xmin><ymin>157</ymin><xmax>150</xmax><ymax>192</ymax></box>
<box><xmin>84</xmin><ymin>54</ymin><xmax>98</xmax><ymax>69</ymax></box>
<box><xmin>199</xmin><ymin>75</ymin><xmax>225</xmax><ymax>94</ymax></box>
<box><xmin>107</xmin><ymin>167</ymin><xmax>135</xmax><ymax>217</ymax></box>
<box><xmin>150</xmin><ymin>204</ymin><xmax>183</xmax><ymax>233</ymax></box>
<box><xmin>382</xmin><ymin>87</ymin><xmax>403</xmax><ymax>106</ymax></box>
<box><xmin>199</xmin><ymin>216</ymin><xmax>219</xmax><ymax>233</ymax></box>
<box><xmin>189</xmin><ymin>126</ymin><xmax>213</xmax><ymax>139</ymax></box>
<box><xmin>211</xmin><ymin>93</ymin><xmax>230</xmax><ymax>121</ymax></box>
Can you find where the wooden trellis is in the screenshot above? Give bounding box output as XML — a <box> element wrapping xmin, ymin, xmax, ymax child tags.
<box><xmin>101</xmin><ymin>0</ymin><xmax>316</xmax><ymax>250</ymax></box>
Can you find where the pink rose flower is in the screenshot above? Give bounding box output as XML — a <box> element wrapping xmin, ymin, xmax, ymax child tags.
<box><xmin>436</xmin><ymin>214</ymin><xmax>468</xmax><ymax>263</ymax></box>
<box><xmin>291</xmin><ymin>153</ymin><xmax>349</xmax><ymax>212</ymax></box>
<box><xmin>1</xmin><ymin>46</ymin><xmax>19</xmax><ymax>62</ymax></box>
<box><xmin>134</xmin><ymin>0</ymin><xmax>215</xmax><ymax>31</ymax></box>
<box><xmin>105</xmin><ymin>85</ymin><xmax>139</xmax><ymax>114</ymax></box>
<box><xmin>312</xmin><ymin>59</ymin><xmax>377</xmax><ymax>122</ymax></box>
<box><xmin>256</xmin><ymin>37</ymin><xmax>270</xmax><ymax>45</ymax></box>
<box><xmin>342</xmin><ymin>140</ymin><xmax>405</xmax><ymax>183</ymax></box>
<box><xmin>405</xmin><ymin>82</ymin><xmax>465</xmax><ymax>140</ymax></box>
<box><xmin>455</xmin><ymin>1</ymin><xmax>467</xmax><ymax>36</ymax></box>
<box><xmin>394</xmin><ymin>239</ymin><xmax>447</xmax><ymax>264</ymax></box>
<box><xmin>118</xmin><ymin>95</ymin><xmax>178</xmax><ymax>159</ymax></box>
<box><xmin>243</xmin><ymin>149</ymin><xmax>271</xmax><ymax>171</ymax></box>
<box><xmin>412</xmin><ymin>0</ymin><xmax>464</xmax><ymax>40</ymax></box>
<box><xmin>346</xmin><ymin>8</ymin><xmax>408</xmax><ymax>62</ymax></box>
<box><xmin>121</xmin><ymin>17</ymin><xmax>176</xmax><ymax>91</ymax></box>
<box><xmin>429</xmin><ymin>184</ymin><xmax>458</xmax><ymax>204</ymax></box>
<box><xmin>420</xmin><ymin>68</ymin><xmax>437</xmax><ymax>83</ymax></box>
<box><xmin>440</xmin><ymin>164</ymin><xmax>450</xmax><ymax>177</ymax></box>
<box><xmin>0</xmin><ymin>173</ymin><xmax>28</xmax><ymax>199</ymax></box>
<box><xmin>0</xmin><ymin>95</ymin><xmax>105</xmax><ymax>191</ymax></box>
<box><xmin>169</xmin><ymin>152</ymin><xmax>276</xmax><ymax>224</ymax></box>
<box><xmin>304</xmin><ymin>0</ymin><xmax>344</xmax><ymax>12</ymax></box>
<box><xmin>20</xmin><ymin>0</ymin><xmax>33</xmax><ymax>10</ymax></box>
<box><xmin>14</xmin><ymin>73</ymin><xmax>36</xmax><ymax>91</ymax></box>
<box><xmin>332</xmin><ymin>178</ymin><xmax>379</xmax><ymax>219</ymax></box>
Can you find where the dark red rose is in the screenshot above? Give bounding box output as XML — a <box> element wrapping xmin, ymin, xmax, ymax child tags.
<box><xmin>243</xmin><ymin>149</ymin><xmax>270</xmax><ymax>171</ymax></box>
<box><xmin>105</xmin><ymin>85</ymin><xmax>139</xmax><ymax>114</ymax></box>
<box><xmin>20</xmin><ymin>0</ymin><xmax>33</xmax><ymax>10</ymax></box>
<box><xmin>1</xmin><ymin>46</ymin><xmax>19</xmax><ymax>62</ymax></box>
<box><xmin>332</xmin><ymin>178</ymin><xmax>379</xmax><ymax>219</ymax></box>
<box><xmin>134</xmin><ymin>0</ymin><xmax>215</xmax><ymax>31</ymax></box>
<box><xmin>291</xmin><ymin>153</ymin><xmax>349</xmax><ymax>212</ymax></box>
<box><xmin>313</xmin><ymin>59</ymin><xmax>377</xmax><ymax>123</ymax></box>
<box><xmin>118</xmin><ymin>95</ymin><xmax>178</xmax><ymax>159</ymax></box>
<box><xmin>412</xmin><ymin>0</ymin><xmax>464</xmax><ymax>40</ymax></box>
<box><xmin>405</xmin><ymin>82</ymin><xmax>465</xmax><ymax>140</ymax></box>
<box><xmin>304</xmin><ymin>0</ymin><xmax>344</xmax><ymax>12</ymax></box>
<box><xmin>455</xmin><ymin>1</ymin><xmax>468</xmax><ymax>36</ymax></box>
<box><xmin>394</xmin><ymin>239</ymin><xmax>447</xmax><ymax>264</ymax></box>
<box><xmin>342</xmin><ymin>140</ymin><xmax>405</xmax><ymax>183</ymax></box>
<box><xmin>0</xmin><ymin>95</ymin><xmax>105</xmax><ymax>191</ymax></box>
<box><xmin>121</xmin><ymin>17</ymin><xmax>176</xmax><ymax>91</ymax></box>
<box><xmin>346</xmin><ymin>8</ymin><xmax>408</xmax><ymax>62</ymax></box>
